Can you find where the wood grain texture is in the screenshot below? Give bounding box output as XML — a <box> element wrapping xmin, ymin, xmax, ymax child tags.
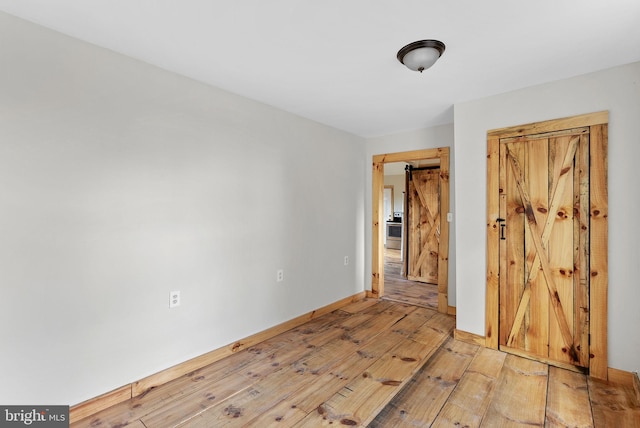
<box><xmin>485</xmin><ymin>135</ymin><xmax>500</xmax><ymax>349</ymax></box>
<box><xmin>372</xmin><ymin>160</ymin><xmax>385</xmax><ymax>297</ymax></box>
<box><xmin>487</xmin><ymin>111</ymin><xmax>608</xmax><ymax>139</ymax></box>
<box><xmin>589</xmin><ymin>123</ymin><xmax>608</xmax><ymax>380</ymax></box>
<box><xmin>588</xmin><ymin>375</ymin><xmax>640</xmax><ymax>427</ymax></box>
<box><xmin>488</xmin><ymin>113</ymin><xmax>608</xmax><ymax>376</ymax></box>
<box><xmin>295</xmin><ymin>314</ymin><xmax>454</xmax><ymax>427</ymax></box>
<box><xmin>407</xmin><ymin>168</ymin><xmax>440</xmax><ymax>284</ymax></box>
<box><xmin>437</xmin><ymin>149</ymin><xmax>450</xmax><ymax>313</ymax></box>
<box><xmin>576</xmin><ymin>133</ymin><xmax>591</xmax><ymax>366</ymax></box>
<box><xmin>374</xmin><ymin>147</ymin><xmax>447</xmax><ymax>164</ymax></box>
<box><xmin>547</xmin><ymin>135</ymin><xmax>579</xmax><ymax>365</ymax></box>
<box><xmin>382</xmin><ymin>248</ymin><xmax>439</xmax><ymax>309</ymax></box>
<box><xmin>370</xmin><ymin>337</ymin><xmax>477</xmax><ymax>427</ymax></box>
<box><xmin>545</xmin><ymin>366</ymin><xmax>593</xmax><ymax>427</ymax></box>
<box><xmin>499</xmin><ymin>126</ymin><xmax>589</xmax><ymax>144</ymax></box>
<box><xmin>69</xmin><ymin>385</ymin><xmax>131</xmax><ymax>424</ymax></box>
<box><xmin>454</xmin><ymin>329</ymin><xmax>486</xmax><ymax>347</ymax></box>
<box><xmin>502</xmin><ymin>141</ymin><xmax>525</xmax><ymax>349</ymax></box>
<box><xmin>608</xmin><ymin>367</ymin><xmax>640</xmax><ymax>388</ymax></box>
<box><xmin>506</xmin><ymin>147</ymin><xmax>577</xmax><ymax>361</ymax></box>
<box><xmin>523</xmin><ymin>136</ymin><xmax>550</xmax><ymax>358</ymax></box>
<box><xmin>482</xmin><ymin>354</ymin><xmax>548</xmax><ymax>427</ymax></box>
<box><xmin>498</xmin><ymin>344</ymin><xmax>586</xmax><ymax>374</ymax></box>
<box><xmin>433</xmin><ymin>346</ymin><xmax>507</xmax><ymax>427</ymax></box>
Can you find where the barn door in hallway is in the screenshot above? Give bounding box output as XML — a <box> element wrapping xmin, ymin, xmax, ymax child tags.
<box><xmin>499</xmin><ymin>127</ymin><xmax>592</xmax><ymax>369</ymax></box>
<box><xmin>407</xmin><ymin>167</ymin><xmax>440</xmax><ymax>284</ymax></box>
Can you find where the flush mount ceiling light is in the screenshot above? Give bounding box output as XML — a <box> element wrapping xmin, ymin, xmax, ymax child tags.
<box><xmin>397</xmin><ymin>40</ymin><xmax>446</xmax><ymax>73</ymax></box>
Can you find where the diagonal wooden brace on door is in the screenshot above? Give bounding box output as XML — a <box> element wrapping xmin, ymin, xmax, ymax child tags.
<box><xmin>505</xmin><ymin>137</ymin><xmax>580</xmax><ymax>347</ymax></box>
<box><xmin>410</xmin><ymin>172</ymin><xmax>440</xmax><ymax>276</ymax></box>
<box><xmin>411</xmin><ymin>216</ymin><xmax>440</xmax><ymax>275</ymax></box>
<box><xmin>414</xmin><ymin>175</ymin><xmax>438</xmax><ymax>230</ymax></box>
<box><xmin>505</xmin><ymin>142</ymin><xmax>580</xmax><ymax>363</ymax></box>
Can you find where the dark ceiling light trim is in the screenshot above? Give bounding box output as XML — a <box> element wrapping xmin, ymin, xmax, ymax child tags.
<box><xmin>397</xmin><ymin>40</ymin><xmax>446</xmax><ymax>73</ymax></box>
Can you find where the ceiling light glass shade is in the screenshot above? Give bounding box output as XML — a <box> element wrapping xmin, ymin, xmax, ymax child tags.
<box><xmin>402</xmin><ymin>47</ymin><xmax>440</xmax><ymax>71</ymax></box>
<box><xmin>397</xmin><ymin>40</ymin><xmax>446</xmax><ymax>72</ymax></box>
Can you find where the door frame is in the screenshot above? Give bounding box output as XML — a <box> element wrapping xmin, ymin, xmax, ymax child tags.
<box><xmin>485</xmin><ymin>111</ymin><xmax>609</xmax><ymax>379</ymax></box>
<box><xmin>372</xmin><ymin>147</ymin><xmax>450</xmax><ymax>314</ymax></box>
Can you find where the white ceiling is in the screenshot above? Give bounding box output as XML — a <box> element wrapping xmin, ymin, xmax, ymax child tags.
<box><xmin>1</xmin><ymin>0</ymin><xmax>639</xmax><ymax>137</ymax></box>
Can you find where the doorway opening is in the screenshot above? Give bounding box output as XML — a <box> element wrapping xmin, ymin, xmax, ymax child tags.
<box><xmin>381</xmin><ymin>162</ymin><xmax>440</xmax><ymax>310</ymax></box>
<box><xmin>372</xmin><ymin>148</ymin><xmax>450</xmax><ymax>314</ymax></box>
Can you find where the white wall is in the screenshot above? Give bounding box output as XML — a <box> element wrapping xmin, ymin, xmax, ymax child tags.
<box><xmin>365</xmin><ymin>124</ymin><xmax>456</xmax><ymax>306</ymax></box>
<box><xmin>383</xmin><ymin>174</ymin><xmax>405</xmax><ymax>215</ymax></box>
<box><xmin>0</xmin><ymin>12</ymin><xmax>366</xmax><ymax>405</ymax></box>
<box><xmin>454</xmin><ymin>61</ymin><xmax>640</xmax><ymax>374</ymax></box>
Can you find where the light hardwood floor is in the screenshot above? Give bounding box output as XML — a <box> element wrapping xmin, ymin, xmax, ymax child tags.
<box><xmin>72</xmin><ymin>298</ymin><xmax>639</xmax><ymax>427</ymax></box>
<box><xmin>382</xmin><ymin>248</ymin><xmax>439</xmax><ymax>309</ymax></box>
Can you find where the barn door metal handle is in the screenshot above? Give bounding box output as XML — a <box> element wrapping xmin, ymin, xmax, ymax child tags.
<box><xmin>497</xmin><ymin>218</ymin><xmax>506</xmax><ymax>240</ymax></box>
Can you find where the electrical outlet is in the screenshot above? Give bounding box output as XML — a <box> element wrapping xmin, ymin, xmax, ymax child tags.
<box><xmin>447</xmin><ymin>212</ymin><xmax>453</xmax><ymax>222</ymax></box>
<box><xmin>344</xmin><ymin>256</ymin><xmax>349</xmax><ymax>265</ymax></box>
<box><xmin>276</xmin><ymin>269</ymin><xmax>284</xmax><ymax>282</ymax></box>
<box><xmin>169</xmin><ymin>291</ymin><xmax>180</xmax><ymax>308</ymax></box>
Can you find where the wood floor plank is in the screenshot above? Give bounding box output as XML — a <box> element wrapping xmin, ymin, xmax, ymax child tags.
<box><xmin>290</xmin><ymin>316</ymin><xmax>437</xmax><ymax>416</ymax></box>
<box><xmin>342</xmin><ymin>311</ymin><xmax>408</xmax><ymax>346</ymax></box>
<box><xmin>545</xmin><ymin>366</ymin><xmax>593</xmax><ymax>427</ymax></box>
<box><xmin>145</xmin><ymin>328</ymin><xmax>347</xmax><ymax>428</ymax></box>
<box><xmin>175</xmin><ymin>368</ymin><xmax>304</xmax><ymax>427</ymax></box>
<box><xmin>290</xmin><ymin>333</ymin><xmax>407</xmax><ymax>414</ymax></box>
<box><xmin>436</xmin><ymin>402</ymin><xmax>484</xmax><ymax>428</ymax></box>
<box><xmin>433</xmin><ymin>346</ymin><xmax>506</xmax><ymax>427</ymax></box>
<box><xmin>588</xmin><ymin>376</ymin><xmax>640</xmax><ymax>427</ymax></box>
<box><xmin>295</xmin><ymin>338</ymin><xmax>437</xmax><ymax>427</ymax></box>
<box><xmin>141</xmin><ymin>372</ymin><xmax>251</xmax><ymax>427</ymax></box>
<box><xmin>140</xmin><ymin>309</ymin><xmax>380</xmax><ymax>427</ymax></box>
<box><xmin>149</xmin><ymin>302</ymin><xmax>400</xmax><ymax>426</ymax></box>
<box><xmin>387</xmin><ymin>306</ymin><xmax>437</xmax><ymax>338</ymax></box>
<box><xmin>410</xmin><ymin>311</ymin><xmax>454</xmax><ymax>346</ymax></box>
<box><xmin>357</xmin><ymin>299</ymin><xmax>397</xmax><ymax>315</ymax></box>
<box><xmin>242</xmin><ymin>398</ymin><xmax>308</xmax><ymax>427</ymax></box>
<box><xmin>376</xmin><ymin>301</ymin><xmax>420</xmax><ymax>317</ymax></box>
<box><xmin>369</xmin><ymin>336</ymin><xmax>478</xmax><ymax>427</ymax></box>
<box><xmin>383</xmin><ymin>248</ymin><xmax>439</xmax><ymax>309</ymax></box>
<box><xmin>340</xmin><ymin>298</ymin><xmax>379</xmax><ymax>314</ymax></box>
<box><xmin>295</xmin><ymin>314</ymin><xmax>454</xmax><ymax>426</ymax></box>
<box><xmin>481</xmin><ymin>354</ymin><xmax>548</xmax><ymax>427</ymax></box>
<box><xmin>184</xmin><ymin>331</ymin><xmax>398</xmax><ymax>427</ymax></box>
<box><xmin>171</xmin><ymin>303</ymin><xmax>416</xmax><ymax>427</ymax></box>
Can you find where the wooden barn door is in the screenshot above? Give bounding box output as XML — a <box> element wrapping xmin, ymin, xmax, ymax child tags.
<box><xmin>487</xmin><ymin>112</ymin><xmax>609</xmax><ymax>377</ymax></box>
<box><xmin>407</xmin><ymin>167</ymin><xmax>440</xmax><ymax>284</ymax></box>
<box><xmin>499</xmin><ymin>128</ymin><xmax>591</xmax><ymax>369</ymax></box>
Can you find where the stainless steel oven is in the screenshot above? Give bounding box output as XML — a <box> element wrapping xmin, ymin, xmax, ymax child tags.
<box><xmin>386</xmin><ymin>221</ymin><xmax>402</xmax><ymax>250</ymax></box>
